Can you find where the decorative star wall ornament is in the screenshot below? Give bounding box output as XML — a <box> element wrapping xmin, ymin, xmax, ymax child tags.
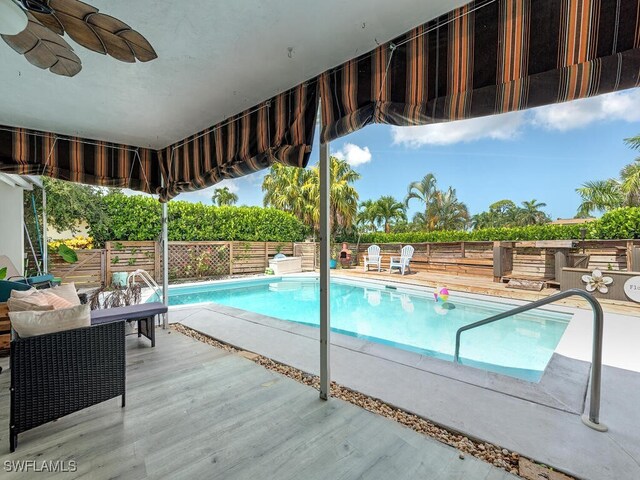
<box><xmin>581</xmin><ymin>269</ymin><xmax>613</xmax><ymax>294</ymax></box>
<box><xmin>1</xmin><ymin>0</ymin><xmax>157</xmax><ymax>77</ymax></box>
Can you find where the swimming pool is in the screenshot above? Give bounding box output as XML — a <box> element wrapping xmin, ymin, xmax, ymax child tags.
<box><xmin>158</xmin><ymin>277</ymin><xmax>571</xmax><ymax>381</ymax></box>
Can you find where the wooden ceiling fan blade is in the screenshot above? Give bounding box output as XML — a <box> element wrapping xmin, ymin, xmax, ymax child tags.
<box><xmin>48</xmin><ymin>0</ymin><xmax>97</xmax><ymax>18</ymax></box>
<box><xmin>54</xmin><ymin>11</ymin><xmax>106</xmax><ymax>54</ymax></box>
<box><xmin>2</xmin><ymin>13</ymin><xmax>82</xmax><ymax>77</ymax></box>
<box><xmin>31</xmin><ymin>11</ymin><xmax>64</xmax><ymax>35</ymax></box>
<box><xmin>24</xmin><ymin>41</ymin><xmax>63</xmax><ymax>69</ymax></box>
<box><xmin>2</xmin><ymin>30</ymin><xmax>39</xmax><ymax>55</ymax></box>
<box><xmin>84</xmin><ymin>13</ymin><xmax>135</xmax><ymax>62</ymax></box>
<box><xmin>119</xmin><ymin>30</ymin><xmax>157</xmax><ymax>62</ymax></box>
<box><xmin>42</xmin><ymin>0</ymin><xmax>157</xmax><ymax>63</ymax></box>
<box><xmin>50</xmin><ymin>54</ymin><xmax>82</xmax><ymax>76</ymax></box>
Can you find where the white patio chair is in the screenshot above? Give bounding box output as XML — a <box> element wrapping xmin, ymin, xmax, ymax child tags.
<box><xmin>389</xmin><ymin>245</ymin><xmax>414</xmax><ymax>275</ymax></box>
<box><xmin>363</xmin><ymin>245</ymin><xmax>382</xmax><ymax>272</ymax></box>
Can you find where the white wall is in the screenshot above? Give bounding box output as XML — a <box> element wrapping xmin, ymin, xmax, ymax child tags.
<box><xmin>0</xmin><ymin>182</ymin><xmax>24</xmax><ymax>275</ymax></box>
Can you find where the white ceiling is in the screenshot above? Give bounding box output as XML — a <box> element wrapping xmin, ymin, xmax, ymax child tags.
<box><xmin>0</xmin><ymin>0</ymin><xmax>465</xmax><ymax>149</ymax></box>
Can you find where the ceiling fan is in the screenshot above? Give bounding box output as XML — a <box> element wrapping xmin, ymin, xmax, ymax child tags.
<box><xmin>0</xmin><ymin>0</ymin><xmax>157</xmax><ymax>77</ymax></box>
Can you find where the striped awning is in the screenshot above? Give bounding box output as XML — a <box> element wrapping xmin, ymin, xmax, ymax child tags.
<box><xmin>0</xmin><ymin>126</ymin><xmax>161</xmax><ymax>193</ymax></box>
<box><xmin>1</xmin><ymin>0</ymin><xmax>638</xmax><ymax>200</ymax></box>
<box><xmin>156</xmin><ymin>81</ymin><xmax>319</xmax><ymax>202</ymax></box>
<box><xmin>320</xmin><ymin>0</ymin><xmax>640</xmax><ymax>143</ymax></box>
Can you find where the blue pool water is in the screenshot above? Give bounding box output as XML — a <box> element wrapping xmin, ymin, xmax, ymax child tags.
<box><xmin>158</xmin><ymin>277</ymin><xmax>571</xmax><ymax>381</ymax></box>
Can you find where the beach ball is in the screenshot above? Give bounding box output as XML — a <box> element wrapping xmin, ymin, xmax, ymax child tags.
<box><xmin>434</xmin><ymin>287</ymin><xmax>449</xmax><ymax>303</ymax></box>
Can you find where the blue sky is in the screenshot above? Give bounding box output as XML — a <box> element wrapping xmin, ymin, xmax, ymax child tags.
<box><xmin>178</xmin><ymin>89</ymin><xmax>640</xmax><ymax>220</ymax></box>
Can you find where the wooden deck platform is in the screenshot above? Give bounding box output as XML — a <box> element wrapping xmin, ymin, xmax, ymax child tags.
<box><xmin>0</xmin><ymin>330</ymin><xmax>515</xmax><ymax>479</ymax></box>
<box><xmin>336</xmin><ymin>268</ymin><xmax>640</xmax><ymax>317</ymax></box>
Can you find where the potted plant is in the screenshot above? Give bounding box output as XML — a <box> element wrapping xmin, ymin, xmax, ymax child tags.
<box><xmin>330</xmin><ymin>244</ymin><xmax>339</xmax><ymax>269</ymax></box>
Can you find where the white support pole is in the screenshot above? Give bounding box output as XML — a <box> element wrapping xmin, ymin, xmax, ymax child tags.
<box><xmin>161</xmin><ymin>196</ymin><xmax>169</xmax><ymax>329</ymax></box>
<box><xmin>41</xmin><ymin>185</ymin><xmax>48</xmax><ymax>274</ymax></box>
<box><xmin>319</xmin><ymin>134</ymin><xmax>331</xmax><ymax>400</ymax></box>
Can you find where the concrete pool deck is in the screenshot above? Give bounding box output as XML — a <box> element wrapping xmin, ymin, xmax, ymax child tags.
<box><xmin>170</xmin><ymin>287</ymin><xmax>640</xmax><ymax>480</ymax></box>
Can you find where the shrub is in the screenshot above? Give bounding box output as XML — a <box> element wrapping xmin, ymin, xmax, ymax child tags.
<box><xmin>88</xmin><ymin>192</ymin><xmax>307</xmax><ymax>245</ymax></box>
<box><xmin>590</xmin><ymin>207</ymin><xmax>640</xmax><ymax>239</ymax></box>
<box><xmin>48</xmin><ymin>236</ymin><xmax>94</xmax><ymax>251</ymax></box>
<box><xmin>357</xmin><ymin>224</ymin><xmax>587</xmax><ymax>244</ymax></box>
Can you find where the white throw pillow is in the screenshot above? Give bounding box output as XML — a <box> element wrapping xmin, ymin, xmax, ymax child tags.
<box><xmin>9</xmin><ymin>304</ymin><xmax>91</xmax><ymax>338</ymax></box>
<box><xmin>50</xmin><ymin>283</ymin><xmax>81</xmax><ymax>305</ymax></box>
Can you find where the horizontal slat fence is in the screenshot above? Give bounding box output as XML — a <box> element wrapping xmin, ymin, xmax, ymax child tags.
<box><xmin>511</xmin><ymin>247</ymin><xmax>556</xmax><ymax>280</ymax></box>
<box><xmin>50</xmin><ymin>249</ymin><xmax>105</xmax><ymax>286</ymax></box>
<box><xmin>231</xmin><ymin>242</ymin><xmax>294</xmax><ymax>275</ymax></box>
<box><xmin>106</xmin><ymin>241</ymin><xmax>158</xmax><ymax>283</ymax></box>
<box><xmin>49</xmin><ymin>239</ymin><xmax>640</xmax><ymax>288</ymax></box>
<box><xmin>356</xmin><ymin>242</ymin><xmax>494</xmax><ymax>277</ymax></box>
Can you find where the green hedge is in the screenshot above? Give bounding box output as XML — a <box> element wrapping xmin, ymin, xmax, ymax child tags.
<box><xmin>590</xmin><ymin>207</ymin><xmax>640</xmax><ymax>239</ymax></box>
<box><xmin>356</xmin><ymin>207</ymin><xmax>640</xmax><ymax>243</ymax></box>
<box><xmin>89</xmin><ymin>192</ymin><xmax>307</xmax><ymax>246</ymax></box>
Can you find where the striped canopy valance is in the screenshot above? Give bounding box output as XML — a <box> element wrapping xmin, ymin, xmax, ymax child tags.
<box><xmin>1</xmin><ymin>0</ymin><xmax>638</xmax><ymax>199</ymax></box>
<box><xmin>156</xmin><ymin>81</ymin><xmax>319</xmax><ymax>201</ymax></box>
<box><xmin>320</xmin><ymin>0</ymin><xmax>640</xmax><ymax>143</ymax></box>
<box><xmin>0</xmin><ymin>126</ymin><xmax>161</xmax><ymax>193</ymax></box>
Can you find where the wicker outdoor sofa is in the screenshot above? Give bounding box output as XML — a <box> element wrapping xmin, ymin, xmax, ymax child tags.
<box><xmin>8</xmin><ymin>294</ymin><xmax>167</xmax><ymax>452</ymax></box>
<box><xmin>9</xmin><ymin>320</ymin><xmax>126</xmax><ymax>452</ymax></box>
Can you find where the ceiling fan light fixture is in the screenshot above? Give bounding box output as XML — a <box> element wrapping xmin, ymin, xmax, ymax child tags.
<box><xmin>0</xmin><ymin>0</ymin><xmax>28</xmax><ymax>35</ymax></box>
<box><xmin>19</xmin><ymin>0</ymin><xmax>53</xmax><ymax>14</ymax></box>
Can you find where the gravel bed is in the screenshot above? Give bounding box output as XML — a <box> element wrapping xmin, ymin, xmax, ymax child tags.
<box><xmin>172</xmin><ymin>324</ymin><xmax>576</xmax><ymax>479</ymax></box>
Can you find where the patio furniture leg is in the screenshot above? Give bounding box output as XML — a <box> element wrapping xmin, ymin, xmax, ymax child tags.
<box><xmin>122</xmin><ymin>393</ymin><xmax>126</xmax><ymax>408</ymax></box>
<box><xmin>137</xmin><ymin>315</ymin><xmax>155</xmax><ymax>347</ymax></box>
<box><xmin>10</xmin><ymin>428</ymin><xmax>16</xmax><ymax>453</ymax></box>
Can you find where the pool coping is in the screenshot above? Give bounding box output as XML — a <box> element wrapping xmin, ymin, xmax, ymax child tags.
<box><xmin>170</xmin><ymin>297</ymin><xmax>588</xmax><ymax>415</ymax></box>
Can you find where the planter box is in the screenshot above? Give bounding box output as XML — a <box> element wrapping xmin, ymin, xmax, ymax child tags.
<box><xmin>268</xmin><ymin>257</ymin><xmax>302</xmax><ymax>275</ymax></box>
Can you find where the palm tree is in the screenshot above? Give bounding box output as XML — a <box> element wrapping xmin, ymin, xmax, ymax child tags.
<box><xmin>517</xmin><ymin>199</ymin><xmax>550</xmax><ymax>226</ymax></box>
<box><xmin>211</xmin><ymin>186</ymin><xmax>238</xmax><ymax>206</ymax></box>
<box><xmin>263</xmin><ymin>157</ymin><xmax>360</xmax><ymax>235</ymax></box>
<box><xmin>620</xmin><ymin>160</ymin><xmax>640</xmax><ymax>206</ymax></box>
<box><xmin>575</xmin><ymin>133</ymin><xmax>640</xmax><ymax>216</ymax></box>
<box><xmin>404</xmin><ymin>173</ymin><xmax>438</xmax><ymax>231</ymax></box>
<box><xmin>357</xmin><ymin>200</ymin><xmax>379</xmax><ymax>232</ymax></box>
<box><xmin>576</xmin><ymin>179</ymin><xmax>624</xmax><ymax>217</ymax></box>
<box><xmin>262</xmin><ymin>163</ymin><xmax>315</xmax><ymax>225</ymax></box>
<box><xmin>373</xmin><ymin>196</ymin><xmax>406</xmax><ymax>233</ymax></box>
<box><xmin>305</xmin><ymin>156</ymin><xmax>361</xmax><ymax>233</ymax></box>
<box><xmin>431</xmin><ymin>187</ymin><xmax>470</xmax><ymax>230</ymax></box>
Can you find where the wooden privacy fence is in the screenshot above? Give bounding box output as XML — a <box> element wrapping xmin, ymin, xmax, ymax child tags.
<box><xmin>355</xmin><ymin>242</ymin><xmax>494</xmax><ymax>277</ymax></box>
<box><xmin>106</xmin><ymin>241</ymin><xmax>159</xmax><ymax>282</ymax></box>
<box><xmin>49</xmin><ymin>239</ymin><xmax>640</xmax><ymax>289</ymax></box>
<box><xmin>50</xmin><ymin>241</ymin><xmax>309</xmax><ymax>286</ymax></box>
<box><xmin>49</xmin><ymin>249</ymin><xmax>105</xmax><ymax>286</ymax></box>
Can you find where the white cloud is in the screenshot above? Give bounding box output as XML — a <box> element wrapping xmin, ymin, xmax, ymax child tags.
<box><xmin>214</xmin><ymin>179</ymin><xmax>240</xmax><ymax>193</ymax></box>
<box><xmin>333</xmin><ymin>143</ymin><xmax>372</xmax><ymax>167</ymax></box>
<box><xmin>390</xmin><ymin>89</ymin><xmax>640</xmax><ymax>147</ymax></box>
<box><xmin>391</xmin><ymin>111</ymin><xmax>524</xmax><ymax>147</ymax></box>
<box><xmin>531</xmin><ymin>89</ymin><xmax>640</xmax><ymax>131</ymax></box>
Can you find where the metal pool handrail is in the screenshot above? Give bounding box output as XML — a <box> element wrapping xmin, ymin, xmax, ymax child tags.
<box><xmin>453</xmin><ymin>289</ymin><xmax>607</xmax><ymax>432</ymax></box>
